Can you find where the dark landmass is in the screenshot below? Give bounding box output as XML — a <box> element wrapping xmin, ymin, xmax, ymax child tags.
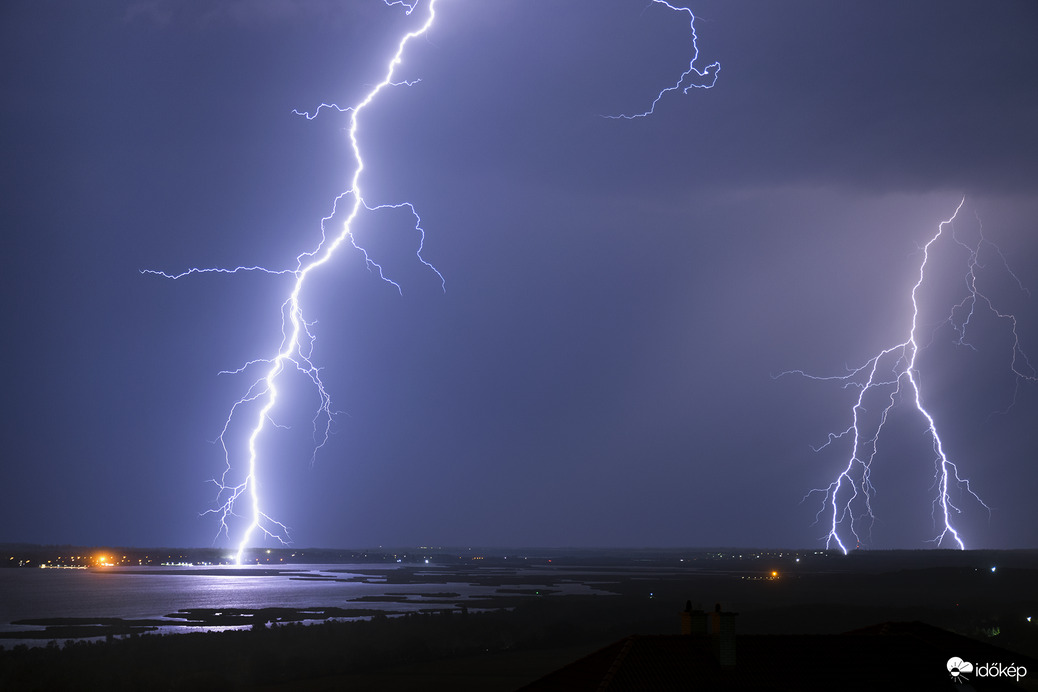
<box><xmin>6</xmin><ymin>542</ymin><xmax>1038</xmax><ymax>573</ymax></box>
<box><xmin>1</xmin><ymin>547</ymin><xmax>1037</xmax><ymax>690</ymax></box>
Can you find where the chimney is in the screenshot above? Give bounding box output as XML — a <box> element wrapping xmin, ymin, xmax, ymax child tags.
<box><xmin>685</xmin><ymin>601</ymin><xmax>737</xmax><ymax>667</ymax></box>
<box><xmin>680</xmin><ymin>600</ymin><xmax>707</xmax><ymax>635</ymax></box>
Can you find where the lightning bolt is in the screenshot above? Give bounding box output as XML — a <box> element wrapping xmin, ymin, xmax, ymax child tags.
<box><xmin>603</xmin><ymin>0</ymin><xmax>720</xmax><ymax>120</ymax></box>
<box><xmin>780</xmin><ymin>198</ymin><xmax>1036</xmax><ymax>553</ymax></box>
<box><xmin>143</xmin><ymin>0</ymin><xmax>720</xmax><ymax>562</ymax></box>
<box><xmin>143</xmin><ymin>0</ymin><xmax>443</xmax><ymax>564</ymax></box>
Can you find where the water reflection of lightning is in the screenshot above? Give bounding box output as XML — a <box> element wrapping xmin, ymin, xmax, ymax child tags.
<box><xmin>143</xmin><ymin>0</ymin><xmax>442</xmax><ymax>564</ymax></box>
<box><xmin>780</xmin><ymin>199</ymin><xmax>1036</xmax><ymax>553</ymax></box>
<box><xmin>604</xmin><ymin>0</ymin><xmax>720</xmax><ymax>120</ymax></box>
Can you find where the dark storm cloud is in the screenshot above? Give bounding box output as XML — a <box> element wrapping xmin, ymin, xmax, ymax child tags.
<box><xmin>452</xmin><ymin>0</ymin><xmax>1038</xmax><ymax>196</ymax></box>
<box><xmin>1</xmin><ymin>0</ymin><xmax>1036</xmax><ymax>550</ymax></box>
<box><xmin>709</xmin><ymin>0</ymin><xmax>1038</xmax><ymax>193</ymax></box>
<box><xmin>123</xmin><ymin>0</ymin><xmax>385</xmax><ymax>27</ymax></box>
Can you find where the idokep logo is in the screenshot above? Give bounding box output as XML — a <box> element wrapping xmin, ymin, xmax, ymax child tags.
<box><xmin>947</xmin><ymin>657</ymin><xmax>974</xmax><ymax>683</ymax></box>
<box><xmin>947</xmin><ymin>656</ymin><xmax>1028</xmax><ymax>684</ymax></box>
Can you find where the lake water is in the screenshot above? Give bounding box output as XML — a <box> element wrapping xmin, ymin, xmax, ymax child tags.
<box><xmin>0</xmin><ymin>563</ymin><xmax>612</xmax><ymax>647</ymax></box>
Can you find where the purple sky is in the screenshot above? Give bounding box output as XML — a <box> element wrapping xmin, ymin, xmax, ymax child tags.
<box><xmin>2</xmin><ymin>0</ymin><xmax>1037</xmax><ymax>550</ymax></box>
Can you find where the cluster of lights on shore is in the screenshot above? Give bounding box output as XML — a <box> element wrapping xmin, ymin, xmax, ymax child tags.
<box><xmin>30</xmin><ymin>553</ymin><xmax>210</xmax><ymax>568</ymax></box>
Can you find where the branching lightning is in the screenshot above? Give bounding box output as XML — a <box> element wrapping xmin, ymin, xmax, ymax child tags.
<box><xmin>780</xmin><ymin>199</ymin><xmax>1036</xmax><ymax>553</ymax></box>
<box><xmin>143</xmin><ymin>0</ymin><xmax>443</xmax><ymax>564</ymax></box>
<box><xmin>143</xmin><ymin>0</ymin><xmax>720</xmax><ymax>562</ymax></box>
<box><xmin>603</xmin><ymin>0</ymin><xmax>720</xmax><ymax>119</ymax></box>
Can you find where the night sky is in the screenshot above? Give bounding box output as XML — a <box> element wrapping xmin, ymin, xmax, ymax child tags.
<box><xmin>3</xmin><ymin>0</ymin><xmax>1037</xmax><ymax>551</ymax></box>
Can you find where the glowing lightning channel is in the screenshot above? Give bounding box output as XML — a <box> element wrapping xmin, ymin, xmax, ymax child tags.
<box><xmin>144</xmin><ymin>0</ymin><xmax>443</xmax><ymax>564</ymax></box>
<box><xmin>779</xmin><ymin>199</ymin><xmax>1036</xmax><ymax>553</ymax></box>
<box><xmin>603</xmin><ymin>0</ymin><xmax>720</xmax><ymax>120</ymax></box>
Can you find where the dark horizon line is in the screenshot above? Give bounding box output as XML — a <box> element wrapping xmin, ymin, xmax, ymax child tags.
<box><xmin>3</xmin><ymin>542</ymin><xmax>1037</xmax><ymax>554</ymax></box>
